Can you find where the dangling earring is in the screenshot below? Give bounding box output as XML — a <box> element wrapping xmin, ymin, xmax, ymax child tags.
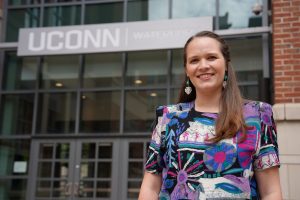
<box><xmin>223</xmin><ymin>71</ymin><xmax>228</xmax><ymax>89</ymax></box>
<box><xmin>185</xmin><ymin>78</ymin><xmax>192</xmax><ymax>95</ymax></box>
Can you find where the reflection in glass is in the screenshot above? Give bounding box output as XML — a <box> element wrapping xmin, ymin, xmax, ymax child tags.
<box><xmin>227</xmin><ymin>37</ymin><xmax>263</xmax><ymax>100</ymax></box>
<box><xmin>170</xmin><ymin>88</ymin><xmax>181</xmax><ymax>105</ymax></box>
<box><xmin>85</xmin><ymin>2</ymin><xmax>123</xmax><ymax>24</ymax></box>
<box><xmin>128</xmin><ymin>162</ymin><xmax>143</xmax><ymax>178</ymax></box>
<box><xmin>6</xmin><ymin>8</ymin><xmax>39</xmax><ymax>42</ymax></box>
<box><xmin>97</xmin><ymin>162</ymin><xmax>111</xmax><ymax>178</ymax></box>
<box><xmin>126</xmin><ymin>51</ymin><xmax>168</xmax><ymax>87</ymax></box>
<box><xmin>127</xmin><ymin>181</ymin><xmax>142</xmax><ymax>198</ymax></box>
<box><xmin>0</xmin><ymin>94</ymin><xmax>34</xmax><ymax>135</ymax></box>
<box><xmin>79</xmin><ymin>181</ymin><xmax>94</xmax><ymax>197</ymax></box>
<box><xmin>53</xmin><ymin>180</ymin><xmax>67</xmax><ymax>198</ymax></box>
<box><xmin>80</xmin><ymin>162</ymin><xmax>95</xmax><ymax>178</ymax></box>
<box><xmin>37</xmin><ymin>93</ymin><xmax>76</xmax><ymax>134</ymax></box>
<box><xmin>0</xmin><ymin>179</ymin><xmax>27</xmax><ymax>200</ymax></box>
<box><xmin>55</xmin><ymin>143</ymin><xmax>70</xmax><ymax>159</ymax></box>
<box><xmin>129</xmin><ymin>143</ymin><xmax>143</xmax><ymax>158</ymax></box>
<box><xmin>38</xmin><ymin>162</ymin><xmax>52</xmax><ymax>178</ymax></box>
<box><xmin>172</xmin><ymin>0</ymin><xmax>215</xmax><ymax>19</ymax></box>
<box><xmin>35</xmin><ymin>180</ymin><xmax>51</xmax><ymax>197</ymax></box>
<box><xmin>171</xmin><ymin>49</ymin><xmax>185</xmax><ymax>86</ymax></box>
<box><xmin>54</xmin><ymin>162</ymin><xmax>69</xmax><ymax>178</ymax></box>
<box><xmin>83</xmin><ymin>53</ymin><xmax>122</xmax><ymax>88</ymax></box>
<box><xmin>39</xmin><ymin>143</ymin><xmax>54</xmax><ymax>159</ymax></box>
<box><xmin>8</xmin><ymin>0</ymin><xmax>27</xmax><ymax>5</ymax></box>
<box><xmin>41</xmin><ymin>55</ymin><xmax>80</xmax><ymax>89</ymax></box>
<box><xmin>3</xmin><ymin>52</ymin><xmax>38</xmax><ymax>90</ymax></box>
<box><xmin>96</xmin><ymin>181</ymin><xmax>111</xmax><ymax>197</ymax></box>
<box><xmin>98</xmin><ymin>143</ymin><xmax>112</xmax><ymax>159</ymax></box>
<box><xmin>220</xmin><ymin>0</ymin><xmax>261</xmax><ymax>29</ymax></box>
<box><xmin>80</xmin><ymin>92</ymin><xmax>120</xmax><ymax>133</ymax></box>
<box><xmin>82</xmin><ymin>143</ymin><xmax>96</xmax><ymax>159</ymax></box>
<box><xmin>44</xmin><ymin>5</ymin><xmax>81</xmax><ymax>27</ymax></box>
<box><xmin>127</xmin><ymin>0</ymin><xmax>168</xmax><ymax>21</ymax></box>
<box><xmin>124</xmin><ymin>90</ymin><xmax>166</xmax><ymax>132</ymax></box>
<box><xmin>0</xmin><ymin>140</ymin><xmax>30</xmax><ymax>176</ymax></box>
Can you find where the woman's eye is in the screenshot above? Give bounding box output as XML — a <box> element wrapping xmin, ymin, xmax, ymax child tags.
<box><xmin>208</xmin><ymin>56</ymin><xmax>217</xmax><ymax>60</ymax></box>
<box><xmin>190</xmin><ymin>59</ymin><xmax>198</xmax><ymax>64</ymax></box>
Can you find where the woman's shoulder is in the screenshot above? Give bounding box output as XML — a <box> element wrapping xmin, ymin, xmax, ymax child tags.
<box><xmin>243</xmin><ymin>100</ymin><xmax>273</xmax><ymax>117</ymax></box>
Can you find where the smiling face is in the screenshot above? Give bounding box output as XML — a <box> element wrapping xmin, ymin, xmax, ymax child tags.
<box><xmin>185</xmin><ymin>37</ymin><xmax>227</xmax><ymax>96</ymax></box>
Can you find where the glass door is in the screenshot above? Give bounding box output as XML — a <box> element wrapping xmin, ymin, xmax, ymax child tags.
<box><xmin>28</xmin><ymin>140</ymin><xmax>118</xmax><ymax>200</ymax></box>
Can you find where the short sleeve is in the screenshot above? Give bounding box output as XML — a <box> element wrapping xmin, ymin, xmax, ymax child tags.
<box><xmin>144</xmin><ymin>106</ymin><xmax>168</xmax><ymax>174</ymax></box>
<box><xmin>253</xmin><ymin>102</ymin><xmax>280</xmax><ymax>170</ymax></box>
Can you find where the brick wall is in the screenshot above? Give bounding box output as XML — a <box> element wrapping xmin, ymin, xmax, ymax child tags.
<box><xmin>272</xmin><ymin>0</ymin><xmax>300</xmax><ymax>103</ymax></box>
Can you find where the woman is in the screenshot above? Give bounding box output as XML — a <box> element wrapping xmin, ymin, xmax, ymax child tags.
<box><xmin>139</xmin><ymin>31</ymin><xmax>282</xmax><ymax>200</ymax></box>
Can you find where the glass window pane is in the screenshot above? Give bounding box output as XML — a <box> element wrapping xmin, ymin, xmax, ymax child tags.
<box><xmin>124</xmin><ymin>90</ymin><xmax>166</xmax><ymax>132</ymax></box>
<box><xmin>170</xmin><ymin>88</ymin><xmax>180</xmax><ymax>105</ymax></box>
<box><xmin>127</xmin><ymin>0</ymin><xmax>168</xmax><ymax>22</ymax></box>
<box><xmin>172</xmin><ymin>0</ymin><xmax>215</xmax><ymax>19</ymax></box>
<box><xmin>0</xmin><ymin>179</ymin><xmax>27</xmax><ymax>200</ymax></box>
<box><xmin>79</xmin><ymin>181</ymin><xmax>94</xmax><ymax>197</ymax></box>
<box><xmin>129</xmin><ymin>143</ymin><xmax>143</xmax><ymax>158</ymax></box>
<box><xmin>38</xmin><ymin>162</ymin><xmax>52</xmax><ymax>178</ymax></box>
<box><xmin>54</xmin><ymin>162</ymin><xmax>69</xmax><ymax>178</ymax></box>
<box><xmin>127</xmin><ymin>181</ymin><xmax>142</xmax><ymax>198</ymax></box>
<box><xmin>80</xmin><ymin>162</ymin><xmax>95</xmax><ymax>178</ymax></box>
<box><xmin>0</xmin><ymin>94</ymin><xmax>34</xmax><ymax>135</ymax></box>
<box><xmin>43</xmin><ymin>5</ymin><xmax>81</xmax><ymax>27</ymax></box>
<box><xmin>3</xmin><ymin>52</ymin><xmax>38</xmax><ymax>90</ymax></box>
<box><xmin>96</xmin><ymin>181</ymin><xmax>110</xmax><ymax>198</ymax></box>
<box><xmin>81</xmin><ymin>143</ymin><xmax>96</xmax><ymax>159</ymax></box>
<box><xmin>0</xmin><ymin>140</ymin><xmax>30</xmax><ymax>176</ymax></box>
<box><xmin>98</xmin><ymin>143</ymin><xmax>112</xmax><ymax>159</ymax></box>
<box><xmin>36</xmin><ymin>93</ymin><xmax>76</xmax><ymax>134</ymax></box>
<box><xmin>6</xmin><ymin>8</ymin><xmax>40</xmax><ymax>42</ymax></box>
<box><xmin>35</xmin><ymin>180</ymin><xmax>51</xmax><ymax>197</ymax></box>
<box><xmin>55</xmin><ymin>143</ymin><xmax>70</xmax><ymax>159</ymax></box>
<box><xmin>85</xmin><ymin>3</ymin><xmax>123</xmax><ymax>24</ymax></box>
<box><xmin>126</xmin><ymin>51</ymin><xmax>168</xmax><ymax>87</ymax></box>
<box><xmin>83</xmin><ymin>53</ymin><xmax>122</xmax><ymax>88</ymax></box>
<box><xmin>220</xmin><ymin>0</ymin><xmax>262</xmax><ymax>29</ymax></box>
<box><xmin>8</xmin><ymin>0</ymin><xmax>27</xmax><ymax>5</ymax></box>
<box><xmin>41</xmin><ymin>55</ymin><xmax>80</xmax><ymax>89</ymax></box>
<box><xmin>52</xmin><ymin>180</ymin><xmax>67</xmax><ymax>197</ymax></box>
<box><xmin>227</xmin><ymin>37</ymin><xmax>263</xmax><ymax>100</ymax></box>
<box><xmin>39</xmin><ymin>143</ymin><xmax>54</xmax><ymax>159</ymax></box>
<box><xmin>128</xmin><ymin>162</ymin><xmax>143</xmax><ymax>178</ymax></box>
<box><xmin>171</xmin><ymin>49</ymin><xmax>185</xmax><ymax>86</ymax></box>
<box><xmin>80</xmin><ymin>92</ymin><xmax>120</xmax><ymax>133</ymax></box>
<box><xmin>97</xmin><ymin>162</ymin><xmax>111</xmax><ymax>178</ymax></box>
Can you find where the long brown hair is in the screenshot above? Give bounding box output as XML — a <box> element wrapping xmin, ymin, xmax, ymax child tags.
<box><xmin>178</xmin><ymin>31</ymin><xmax>247</xmax><ymax>143</ymax></box>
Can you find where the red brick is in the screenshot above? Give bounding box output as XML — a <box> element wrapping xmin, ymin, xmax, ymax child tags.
<box><xmin>283</xmin><ymin>60</ymin><xmax>300</xmax><ymax>65</ymax></box>
<box><xmin>275</xmin><ymin>98</ymin><xmax>293</xmax><ymax>103</ymax></box>
<box><xmin>276</xmin><ymin>87</ymin><xmax>293</xmax><ymax>92</ymax></box>
<box><xmin>284</xmin><ymin>92</ymin><xmax>300</xmax><ymax>97</ymax></box>
<box><xmin>276</xmin><ymin>77</ymin><xmax>293</xmax><ymax>81</ymax></box>
<box><xmin>283</xmin><ymin>17</ymin><xmax>299</xmax><ymax>22</ymax></box>
<box><xmin>294</xmin><ymin>65</ymin><xmax>300</xmax><ymax>70</ymax></box>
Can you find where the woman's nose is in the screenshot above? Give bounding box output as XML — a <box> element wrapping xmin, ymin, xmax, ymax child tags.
<box><xmin>198</xmin><ymin>59</ymin><xmax>210</xmax><ymax>70</ymax></box>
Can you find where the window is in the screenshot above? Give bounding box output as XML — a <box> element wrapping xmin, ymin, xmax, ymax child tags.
<box><xmin>126</xmin><ymin>51</ymin><xmax>168</xmax><ymax>87</ymax></box>
<box><xmin>80</xmin><ymin>92</ymin><xmax>121</xmax><ymax>133</ymax></box>
<box><xmin>2</xmin><ymin>52</ymin><xmax>38</xmax><ymax>90</ymax></box>
<box><xmin>43</xmin><ymin>5</ymin><xmax>81</xmax><ymax>27</ymax></box>
<box><xmin>0</xmin><ymin>94</ymin><xmax>34</xmax><ymax>135</ymax></box>
<box><xmin>6</xmin><ymin>8</ymin><xmax>40</xmax><ymax>42</ymax></box>
<box><xmin>36</xmin><ymin>93</ymin><xmax>76</xmax><ymax>134</ymax></box>
<box><xmin>85</xmin><ymin>2</ymin><xmax>123</xmax><ymax>24</ymax></box>
<box><xmin>127</xmin><ymin>0</ymin><xmax>169</xmax><ymax>22</ymax></box>
<box><xmin>83</xmin><ymin>53</ymin><xmax>123</xmax><ymax>88</ymax></box>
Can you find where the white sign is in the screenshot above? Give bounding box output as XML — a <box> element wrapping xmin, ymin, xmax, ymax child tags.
<box><xmin>18</xmin><ymin>17</ymin><xmax>212</xmax><ymax>56</ymax></box>
<box><xmin>13</xmin><ymin>161</ymin><xmax>27</xmax><ymax>173</ymax></box>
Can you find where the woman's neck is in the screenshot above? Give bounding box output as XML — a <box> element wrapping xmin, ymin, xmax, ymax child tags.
<box><xmin>194</xmin><ymin>90</ymin><xmax>222</xmax><ymax>113</ymax></box>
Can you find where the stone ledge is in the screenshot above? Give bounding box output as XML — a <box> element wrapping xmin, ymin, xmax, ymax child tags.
<box><xmin>273</xmin><ymin>103</ymin><xmax>300</xmax><ymax>121</ymax></box>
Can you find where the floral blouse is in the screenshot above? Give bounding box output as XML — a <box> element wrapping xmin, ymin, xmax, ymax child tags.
<box><xmin>145</xmin><ymin>101</ymin><xmax>280</xmax><ymax>200</ymax></box>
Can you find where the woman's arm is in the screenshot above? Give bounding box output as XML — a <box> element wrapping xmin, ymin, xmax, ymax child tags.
<box><xmin>255</xmin><ymin>167</ymin><xmax>282</xmax><ymax>200</ymax></box>
<box><xmin>138</xmin><ymin>172</ymin><xmax>162</xmax><ymax>200</ymax></box>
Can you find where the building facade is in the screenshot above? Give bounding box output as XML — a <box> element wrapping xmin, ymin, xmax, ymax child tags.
<box><xmin>0</xmin><ymin>0</ymin><xmax>299</xmax><ymax>199</ymax></box>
